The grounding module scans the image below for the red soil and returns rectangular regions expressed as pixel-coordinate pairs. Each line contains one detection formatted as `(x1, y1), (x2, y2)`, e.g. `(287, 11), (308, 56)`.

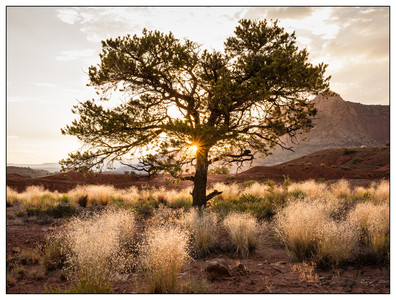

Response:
(7, 146), (389, 193)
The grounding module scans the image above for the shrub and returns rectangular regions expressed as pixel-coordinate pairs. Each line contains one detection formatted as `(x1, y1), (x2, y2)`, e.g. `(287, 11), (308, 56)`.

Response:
(351, 156), (363, 164)
(139, 225), (190, 293)
(343, 148), (357, 155)
(182, 208), (218, 256)
(208, 166), (230, 174)
(43, 236), (70, 271)
(223, 212), (259, 258)
(19, 248), (41, 265)
(62, 208), (136, 293)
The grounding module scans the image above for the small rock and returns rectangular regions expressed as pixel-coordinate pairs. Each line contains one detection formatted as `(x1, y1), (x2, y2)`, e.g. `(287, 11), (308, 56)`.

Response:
(11, 247), (21, 253)
(232, 262), (248, 276)
(204, 259), (232, 281)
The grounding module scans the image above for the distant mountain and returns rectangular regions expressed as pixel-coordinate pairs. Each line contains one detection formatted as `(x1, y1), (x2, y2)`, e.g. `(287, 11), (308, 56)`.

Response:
(7, 163), (61, 173)
(6, 166), (52, 178)
(255, 93), (389, 166)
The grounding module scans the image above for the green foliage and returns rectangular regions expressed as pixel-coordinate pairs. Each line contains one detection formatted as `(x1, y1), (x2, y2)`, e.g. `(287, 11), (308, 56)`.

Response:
(343, 148), (357, 155)
(210, 194), (274, 219)
(208, 166), (230, 174)
(351, 157), (363, 164)
(133, 199), (159, 218)
(25, 204), (77, 219)
(168, 198), (192, 210)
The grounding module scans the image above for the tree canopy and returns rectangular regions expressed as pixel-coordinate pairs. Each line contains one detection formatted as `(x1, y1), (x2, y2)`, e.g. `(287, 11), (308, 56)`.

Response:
(60, 19), (330, 207)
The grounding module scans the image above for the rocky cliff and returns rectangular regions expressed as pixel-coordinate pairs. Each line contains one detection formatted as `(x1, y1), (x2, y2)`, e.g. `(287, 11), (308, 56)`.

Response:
(255, 94), (389, 166)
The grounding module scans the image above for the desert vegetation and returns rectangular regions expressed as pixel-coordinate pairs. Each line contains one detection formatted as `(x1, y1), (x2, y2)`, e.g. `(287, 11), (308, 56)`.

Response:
(6, 178), (389, 293)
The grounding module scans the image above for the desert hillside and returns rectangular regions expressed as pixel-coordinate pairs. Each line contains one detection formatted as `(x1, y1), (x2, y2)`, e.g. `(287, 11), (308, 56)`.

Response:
(6, 145), (389, 193)
(256, 94), (389, 166)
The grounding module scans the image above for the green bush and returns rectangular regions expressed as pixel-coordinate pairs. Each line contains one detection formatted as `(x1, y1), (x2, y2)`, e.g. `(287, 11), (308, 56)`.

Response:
(351, 157), (363, 164)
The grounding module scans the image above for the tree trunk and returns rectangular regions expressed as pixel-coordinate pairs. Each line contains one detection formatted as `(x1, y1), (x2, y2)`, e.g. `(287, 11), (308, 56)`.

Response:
(192, 148), (209, 207)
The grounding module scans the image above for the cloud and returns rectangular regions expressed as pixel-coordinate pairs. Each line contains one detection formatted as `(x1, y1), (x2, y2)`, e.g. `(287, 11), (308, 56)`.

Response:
(57, 8), (81, 25)
(244, 7), (315, 20)
(56, 48), (97, 62)
(29, 82), (58, 88)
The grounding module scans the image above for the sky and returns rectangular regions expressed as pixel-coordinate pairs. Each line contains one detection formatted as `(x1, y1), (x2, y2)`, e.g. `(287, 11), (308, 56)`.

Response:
(5, 5), (390, 165)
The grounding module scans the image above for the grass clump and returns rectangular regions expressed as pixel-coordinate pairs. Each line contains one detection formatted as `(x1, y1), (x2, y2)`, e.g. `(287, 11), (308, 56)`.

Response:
(7, 186), (19, 206)
(275, 199), (329, 261)
(223, 212), (259, 258)
(61, 208), (136, 293)
(139, 225), (190, 293)
(182, 208), (218, 256)
(315, 220), (358, 266)
(348, 202), (390, 258)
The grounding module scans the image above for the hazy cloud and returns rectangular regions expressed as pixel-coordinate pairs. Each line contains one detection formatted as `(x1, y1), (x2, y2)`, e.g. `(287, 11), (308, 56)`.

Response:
(244, 7), (315, 20)
(56, 48), (97, 62)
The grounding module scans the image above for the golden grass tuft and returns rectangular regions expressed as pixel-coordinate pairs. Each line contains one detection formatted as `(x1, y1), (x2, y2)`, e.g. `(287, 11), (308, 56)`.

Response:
(63, 208), (136, 292)
(182, 208), (218, 255)
(329, 179), (351, 199)
(288, 180), (327, 198)
(275, 199), (329, 261)
(223, 211), (259, 258)
(315, 220), (359, 266)
(18, 186), (61, 208)
(368, 180), (389, 204)
(139, 225), (190, 293)
(6, 186), (19, 206)
(348, 202), (390, 256)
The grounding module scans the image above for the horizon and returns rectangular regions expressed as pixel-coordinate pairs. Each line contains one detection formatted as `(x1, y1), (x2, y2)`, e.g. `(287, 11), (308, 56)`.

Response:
(6, 6), (390, 165)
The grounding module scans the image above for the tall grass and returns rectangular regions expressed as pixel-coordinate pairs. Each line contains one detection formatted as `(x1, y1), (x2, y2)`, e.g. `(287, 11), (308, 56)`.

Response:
(223, 212), (259, 258)
(6, 186), (19, 206)
(139, 225), (190, 293)
(63, 208), (136, 293)
(275, 199), (330, 261)
(315, 220), (358, 266)
(368, 180), (389, 204)
(348, 202), (390, 257)
(17, 186), (62, 208)
(182, 208), (218, 255)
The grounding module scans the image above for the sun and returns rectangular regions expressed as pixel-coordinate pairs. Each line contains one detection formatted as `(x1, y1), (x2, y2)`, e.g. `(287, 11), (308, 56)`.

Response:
(189, 145), (198, 153)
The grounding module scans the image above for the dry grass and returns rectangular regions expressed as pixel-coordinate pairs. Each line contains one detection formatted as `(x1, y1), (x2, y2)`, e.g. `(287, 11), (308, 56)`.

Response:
(288, 180), (327, 198)
(348, 202), (390, 256)
(67, 185), (119, 207)
(329, 179), (351, 200)
(182, 208), (218, 255)
(17, 186), (61, 208)
(211, 182), (241, 200)
(368, 180), (389, 204)
(63, 208), (136, 292)
(6, 186), (19, 206)
(139, 225), (190, 293)
(275, 199), (330, 261)
(223, 212), (259, 258)
(315, 220), (359, 266)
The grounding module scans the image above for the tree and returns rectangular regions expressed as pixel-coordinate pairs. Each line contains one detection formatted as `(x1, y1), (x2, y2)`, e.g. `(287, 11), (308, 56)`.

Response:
(60, 19), (330, 207)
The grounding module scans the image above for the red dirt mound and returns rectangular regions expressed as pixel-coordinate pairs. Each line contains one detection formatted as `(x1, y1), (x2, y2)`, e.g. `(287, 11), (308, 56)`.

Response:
(6, 146), (389, 193)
